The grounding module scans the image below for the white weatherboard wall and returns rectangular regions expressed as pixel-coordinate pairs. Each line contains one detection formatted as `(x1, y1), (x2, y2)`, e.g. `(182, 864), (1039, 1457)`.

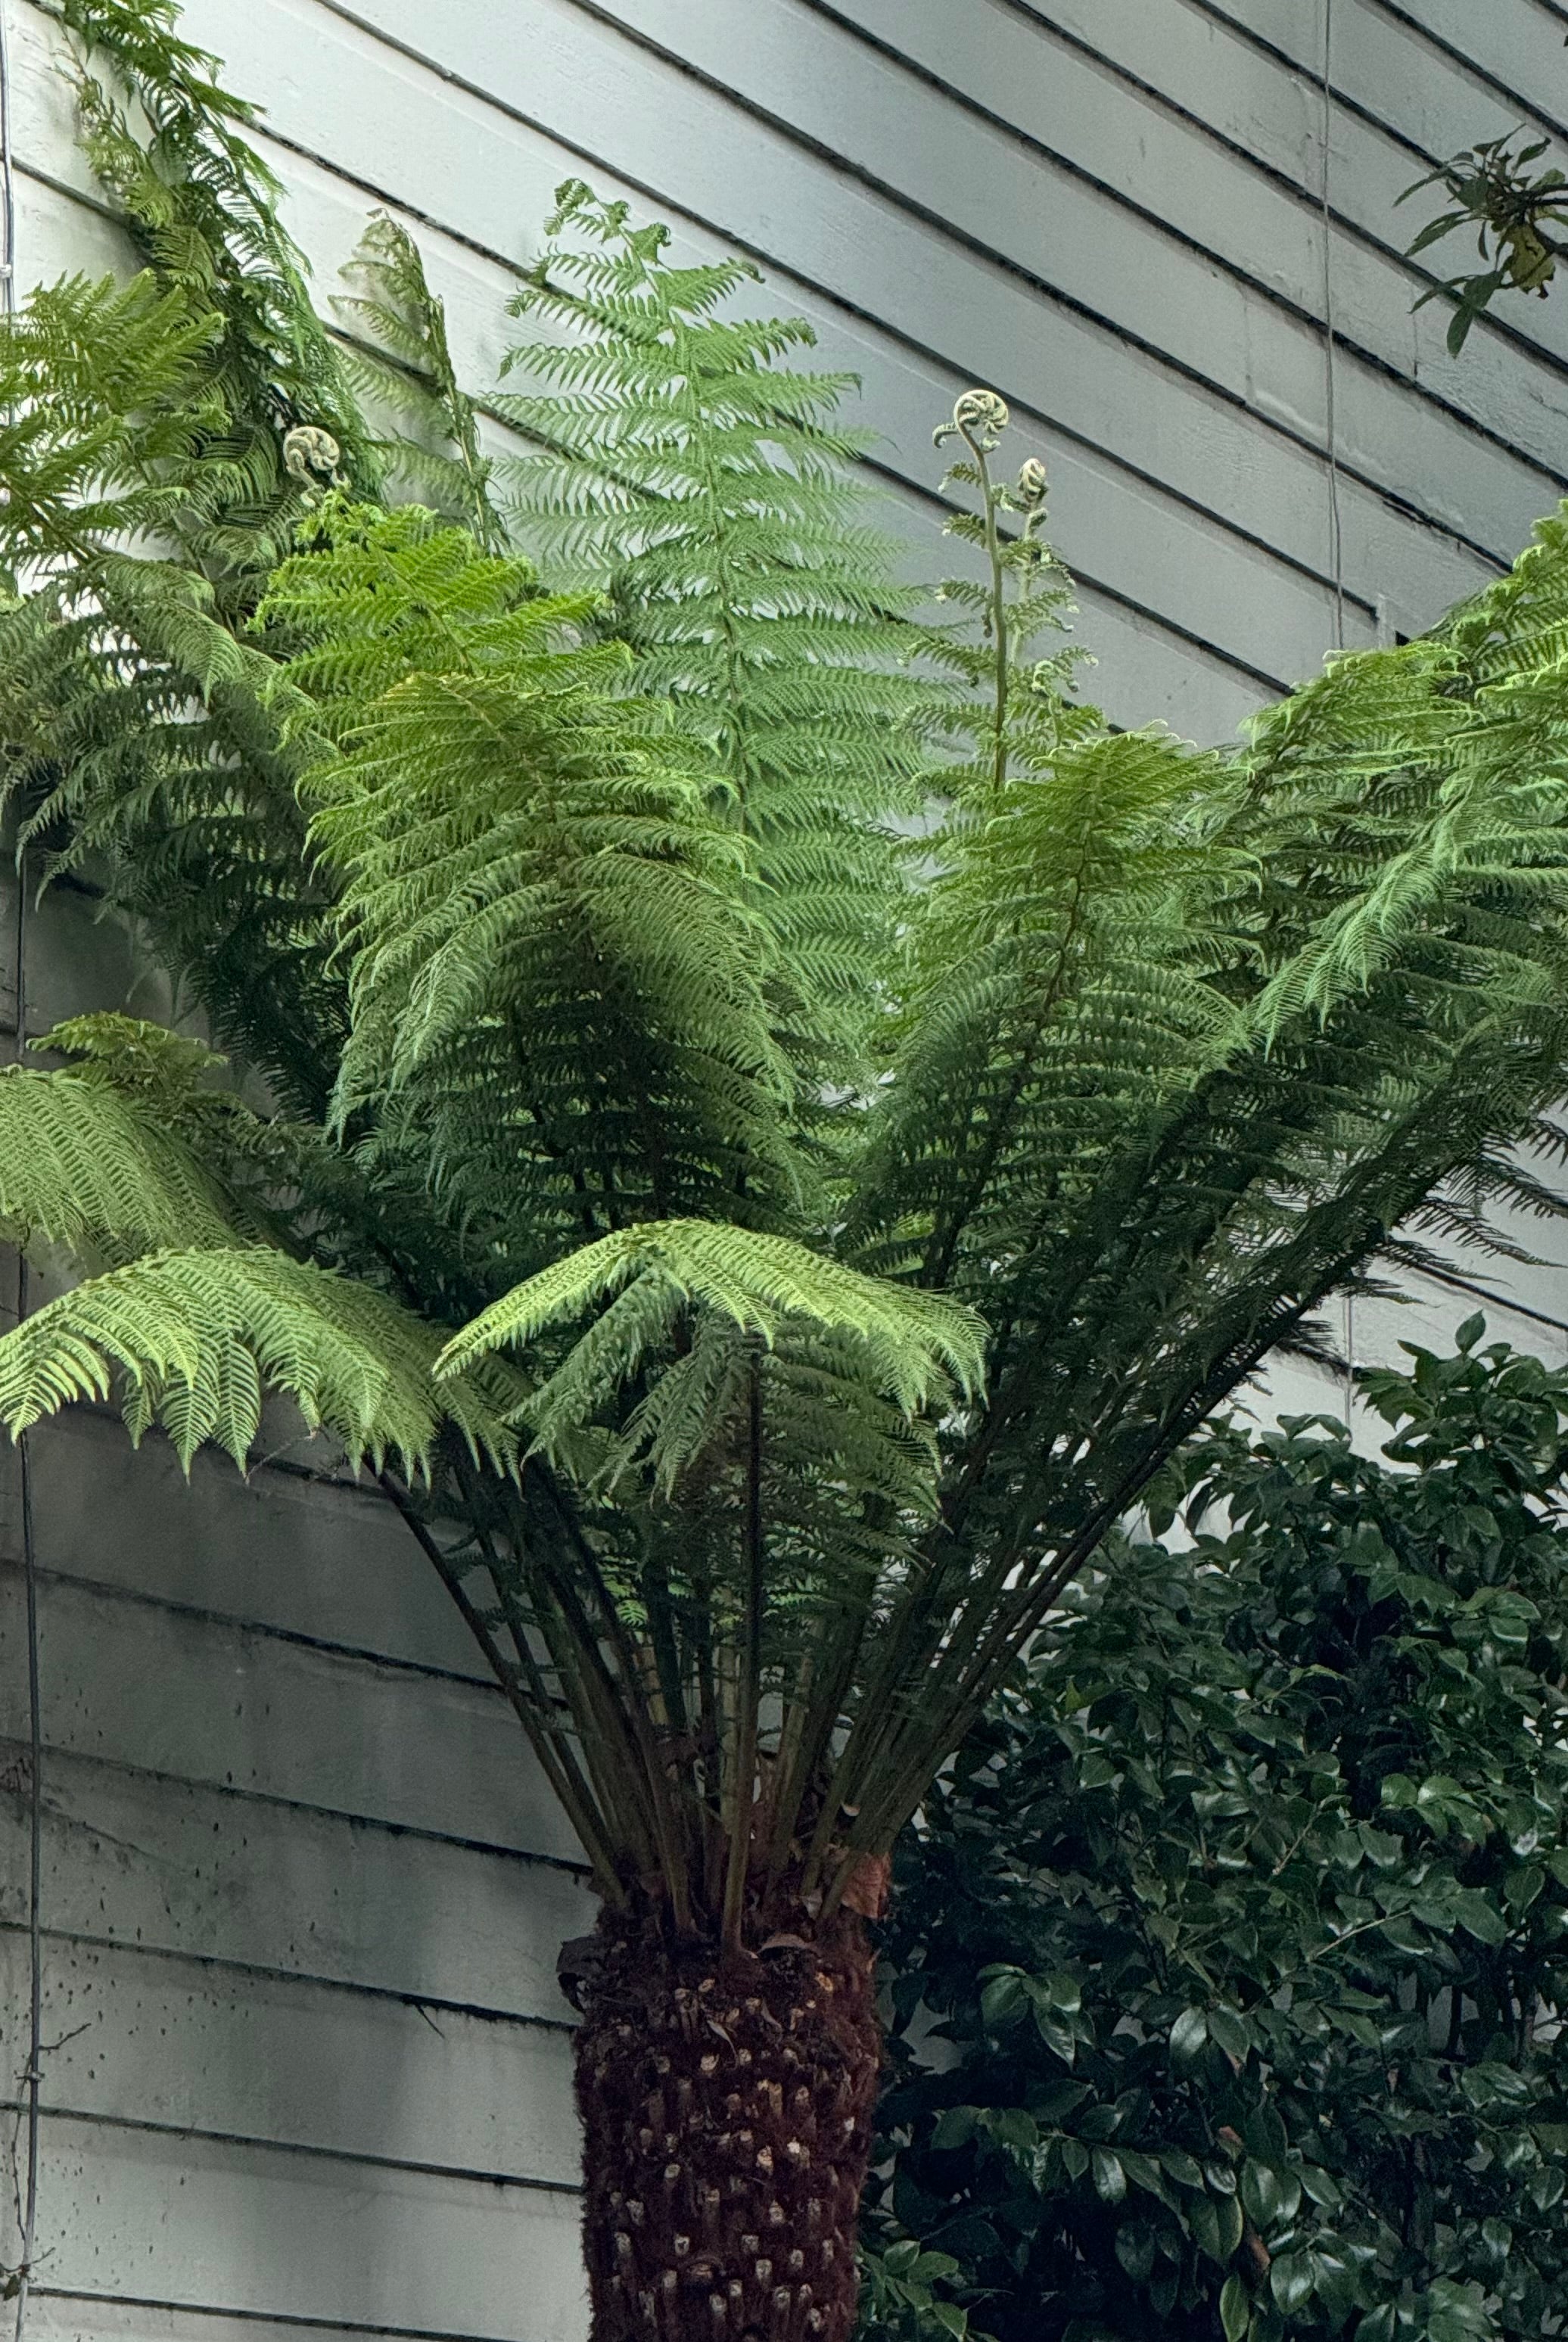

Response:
(6, 3), (1568, 2337)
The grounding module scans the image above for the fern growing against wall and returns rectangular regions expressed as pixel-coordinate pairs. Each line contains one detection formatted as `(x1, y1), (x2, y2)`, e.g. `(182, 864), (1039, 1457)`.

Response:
(9, 8), (1568, 2340)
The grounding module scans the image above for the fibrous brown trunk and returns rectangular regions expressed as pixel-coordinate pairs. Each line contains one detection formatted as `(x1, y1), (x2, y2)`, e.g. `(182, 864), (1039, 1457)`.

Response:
(568, 1904), (881, 2342)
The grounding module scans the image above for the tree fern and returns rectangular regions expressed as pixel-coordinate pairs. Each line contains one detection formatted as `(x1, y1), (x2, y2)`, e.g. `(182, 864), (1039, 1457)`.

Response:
(16, 31), (1568, 2336)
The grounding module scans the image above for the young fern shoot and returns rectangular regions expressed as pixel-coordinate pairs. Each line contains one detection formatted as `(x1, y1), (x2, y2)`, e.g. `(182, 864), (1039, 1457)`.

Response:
(931, 387), (1089, 806)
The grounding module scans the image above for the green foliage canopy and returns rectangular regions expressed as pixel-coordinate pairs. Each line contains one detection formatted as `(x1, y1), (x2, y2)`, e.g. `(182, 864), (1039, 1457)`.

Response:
(873, 1332), (1568, 2342)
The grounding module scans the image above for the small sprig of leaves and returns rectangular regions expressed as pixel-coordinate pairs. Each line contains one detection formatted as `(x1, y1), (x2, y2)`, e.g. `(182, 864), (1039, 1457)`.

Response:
(1400, 132), (1568, 354)
(858, 2236), (981, 2342)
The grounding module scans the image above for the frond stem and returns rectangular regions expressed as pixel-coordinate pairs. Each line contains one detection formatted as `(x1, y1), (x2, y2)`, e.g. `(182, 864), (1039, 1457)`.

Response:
(721, 1348), (764, 1958)
(377, 1471), (626, 1900)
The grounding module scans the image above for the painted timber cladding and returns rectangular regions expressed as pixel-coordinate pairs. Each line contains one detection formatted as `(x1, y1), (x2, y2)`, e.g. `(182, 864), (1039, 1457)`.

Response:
(5, 2), (1568, 2336)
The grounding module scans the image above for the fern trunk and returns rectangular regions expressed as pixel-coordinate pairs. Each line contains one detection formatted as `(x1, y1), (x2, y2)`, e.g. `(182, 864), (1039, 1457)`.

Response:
(569, 1904), (880, 2342)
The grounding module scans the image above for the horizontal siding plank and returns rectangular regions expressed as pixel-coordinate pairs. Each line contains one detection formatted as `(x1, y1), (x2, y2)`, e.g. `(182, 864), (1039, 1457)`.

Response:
(0, 1745), (592, 2018)
(27, 2291), (520, 2342)
(360, 0), (1540, 575)
(3, 2117), (587, 2342)
(14, 60), (1277, 726)
(0, 1935), (580, 2185)
(0, 855), (176, 1042)
(27, 2294), (499, 2342)
(1253, 1271), (1568, 1441)
(0, 1571), (583, 1863)
(290, 0), (1503, 628)
(8, 0), (1554, 678)
(1402, 1201), (1568, 1332)
(18, 1412), (487, 1681)
(17, 71), (1291, 725)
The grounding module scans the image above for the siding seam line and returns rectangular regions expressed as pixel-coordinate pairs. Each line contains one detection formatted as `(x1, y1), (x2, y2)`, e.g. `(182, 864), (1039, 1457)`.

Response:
(1078, 0), (1433, 166)
(0, 1555), (498, 1694)
(0, 1917), (574, 2033)
(13, 126), (1308, 707)
(1402, 1260), (1568, 1342)
(0, 2096), (583, 2197)
(0, 1735), (593, 1876)
(33, 2289), (543, 2342)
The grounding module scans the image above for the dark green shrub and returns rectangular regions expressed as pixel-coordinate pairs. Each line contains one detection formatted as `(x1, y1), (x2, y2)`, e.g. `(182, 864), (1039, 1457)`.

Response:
(872, 1329), (1568, 2342)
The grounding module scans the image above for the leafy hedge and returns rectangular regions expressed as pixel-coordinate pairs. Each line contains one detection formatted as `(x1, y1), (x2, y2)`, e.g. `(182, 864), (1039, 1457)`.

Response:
(867, 1327), (1568, 2342)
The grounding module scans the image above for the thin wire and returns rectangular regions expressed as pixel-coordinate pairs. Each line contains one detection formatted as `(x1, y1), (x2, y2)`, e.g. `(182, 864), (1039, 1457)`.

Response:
(11, 1293), (39, 2342)
(0, 0), (13, 322)
(0, 1), (40, 2328)
(10, 899), (41, 2342)
(1317, 0), (1356, 1426)
(1320, 0), (1346, 656)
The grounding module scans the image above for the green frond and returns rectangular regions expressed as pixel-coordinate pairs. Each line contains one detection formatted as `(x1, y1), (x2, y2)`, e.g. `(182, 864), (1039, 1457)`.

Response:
(855, 720), (1246, 1283)
(0, 1244), (521, 1475)
(443, 1217), (983, 1389)
(42, 1012), (229, 1095)
(0, 1059), (239, 1260)
(62, 0), (373, 506)
(334, 211), (505, 549)
(499, 179), (942, 1084)
(436, 1218), (986, 1483)
(260, 501), (801, 1246)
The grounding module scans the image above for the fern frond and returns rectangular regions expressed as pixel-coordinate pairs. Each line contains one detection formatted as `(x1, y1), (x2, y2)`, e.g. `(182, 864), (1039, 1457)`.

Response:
(437, 1220), (980, 1589)
(438, 1218), (986, 1407)
(0, 1245), (521, 1474)
(260, 502), (801, 1251)
(334, 211), (505, 549)
(62, 0), (372, 521)
(0, 1059), (239, 1259)
(499, 180), (941, 1083)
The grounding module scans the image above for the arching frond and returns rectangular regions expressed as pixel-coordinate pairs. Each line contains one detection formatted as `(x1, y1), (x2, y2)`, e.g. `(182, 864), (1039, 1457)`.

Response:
(261, 502), (801, 1253)
(0, 1245), (521, 1475)
(854, 722), (1247, 1284)
(437, 1216), (986, 1434)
